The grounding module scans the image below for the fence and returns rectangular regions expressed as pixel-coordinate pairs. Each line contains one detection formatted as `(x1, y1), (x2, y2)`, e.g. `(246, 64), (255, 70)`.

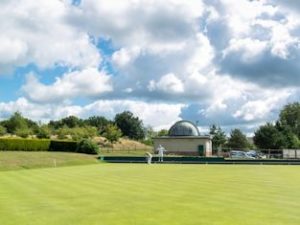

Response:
(283, 149), (300, 159)
(214, 148), (298, 159)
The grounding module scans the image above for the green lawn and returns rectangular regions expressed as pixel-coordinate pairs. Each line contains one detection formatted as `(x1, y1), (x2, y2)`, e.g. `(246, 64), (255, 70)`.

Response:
(0, 151), (98, 171)
(0, 164), (299, 225)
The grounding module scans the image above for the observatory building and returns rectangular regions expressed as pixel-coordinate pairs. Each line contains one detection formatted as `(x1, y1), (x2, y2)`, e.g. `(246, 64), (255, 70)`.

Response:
(153, 120), (212, 156)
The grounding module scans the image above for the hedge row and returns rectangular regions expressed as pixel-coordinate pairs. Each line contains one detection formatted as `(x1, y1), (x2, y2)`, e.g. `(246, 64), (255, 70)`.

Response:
(0, 138), (78, 153)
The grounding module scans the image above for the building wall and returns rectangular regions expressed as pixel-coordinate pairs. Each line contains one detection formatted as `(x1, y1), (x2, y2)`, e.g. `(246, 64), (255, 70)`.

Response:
(153, 137), (212, 156)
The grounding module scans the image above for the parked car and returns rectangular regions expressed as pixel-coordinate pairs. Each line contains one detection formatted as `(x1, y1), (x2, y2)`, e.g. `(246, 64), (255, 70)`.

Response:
(230, 150), (255, 159)
(246, 150), (266, 159)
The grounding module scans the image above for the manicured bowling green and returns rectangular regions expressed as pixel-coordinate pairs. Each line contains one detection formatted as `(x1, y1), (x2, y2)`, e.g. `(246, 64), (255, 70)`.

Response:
(0, 164), (299, 225)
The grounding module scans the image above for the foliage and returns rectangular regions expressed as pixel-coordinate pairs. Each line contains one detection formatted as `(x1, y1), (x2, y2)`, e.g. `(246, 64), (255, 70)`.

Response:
(142, 126), (157, 146)
(0, 138), (80, 153)
(84, 116), (111, 134)
(227, 129), (249, 149)
(157, 129), (168, 137)
(1, 112), (37, 134)
(0, 125), (7, 136)
(36, 125), (51, 139)
(56, 125), (69, 139)
(254, 102), (300, 149)
(103, 124), (122, 144)
(141, 139), (154, 146)
(115, 111), (145, 140)
(253, 123), (285, 149)
(49, 140), (78, 152)
(15, 127), (33, 138)
(277, 125), (300, 149)
(76, 139), (100, 155)
(49, 115), (83, 129)
(209, 124), (227, 150)
(55, 126), (98, 141)
(278, 102), (300, 138)
(0, 138), (51, 151)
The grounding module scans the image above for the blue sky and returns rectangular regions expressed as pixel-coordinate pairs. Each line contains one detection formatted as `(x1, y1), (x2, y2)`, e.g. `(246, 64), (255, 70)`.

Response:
(0, 0), (300, 135)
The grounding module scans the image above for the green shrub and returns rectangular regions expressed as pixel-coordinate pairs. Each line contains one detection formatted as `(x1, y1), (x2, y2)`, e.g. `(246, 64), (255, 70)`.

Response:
(49, 140), (78, 152)
(56, 126), (69, 140)
(76, 139), (99, 155)
(36, 126), (51, 139)
(15, 127), (33, 138)
(0, 138), (50, 151)
(0, 125), (6, 136)
(0, 138), (100, 154)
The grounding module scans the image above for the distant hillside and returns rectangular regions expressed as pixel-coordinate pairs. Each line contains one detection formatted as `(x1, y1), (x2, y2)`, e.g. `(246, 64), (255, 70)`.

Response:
(93, 137), (152, 151)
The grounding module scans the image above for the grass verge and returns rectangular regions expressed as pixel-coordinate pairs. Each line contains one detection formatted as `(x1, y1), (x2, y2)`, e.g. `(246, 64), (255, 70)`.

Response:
(0, 151), (98, 171)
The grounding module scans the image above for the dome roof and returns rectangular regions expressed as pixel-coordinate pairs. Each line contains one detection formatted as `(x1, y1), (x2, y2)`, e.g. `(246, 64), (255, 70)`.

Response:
(168, 120), (200, 136)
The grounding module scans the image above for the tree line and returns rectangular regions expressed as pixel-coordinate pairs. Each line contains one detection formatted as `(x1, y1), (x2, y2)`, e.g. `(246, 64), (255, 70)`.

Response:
(0, 102), (300, 150)
(209, 102), (300, 150)
(0, 111), (145, 144)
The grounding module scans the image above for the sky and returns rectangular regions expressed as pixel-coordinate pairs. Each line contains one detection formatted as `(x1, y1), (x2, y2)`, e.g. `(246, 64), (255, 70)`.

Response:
(0, 0), (300, 135)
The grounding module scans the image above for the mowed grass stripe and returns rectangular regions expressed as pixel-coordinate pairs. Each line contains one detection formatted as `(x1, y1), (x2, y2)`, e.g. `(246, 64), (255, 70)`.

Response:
(0, 164), (300, 225)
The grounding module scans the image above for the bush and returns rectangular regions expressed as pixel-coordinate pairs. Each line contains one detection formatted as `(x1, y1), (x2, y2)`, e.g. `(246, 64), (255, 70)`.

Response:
(15, 127), (33, 138)
(76, 139), (99, 155)
(0, 138), (99, 154)
(0, 138), (50, 151)
(0, 125), (7, 136)
(36, 125), (51, 139)
(49, 140), (78, 152)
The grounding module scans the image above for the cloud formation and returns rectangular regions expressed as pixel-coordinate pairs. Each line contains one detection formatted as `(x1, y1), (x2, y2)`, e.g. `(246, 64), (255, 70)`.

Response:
(0, 0), (299, 133)
(0, 0), (100, 74)
(22, 68), (112, 103)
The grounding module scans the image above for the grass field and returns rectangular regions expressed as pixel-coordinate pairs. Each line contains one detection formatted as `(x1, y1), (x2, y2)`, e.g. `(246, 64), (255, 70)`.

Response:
(0, 151), (98, 171)
(0, 164), (300, 225)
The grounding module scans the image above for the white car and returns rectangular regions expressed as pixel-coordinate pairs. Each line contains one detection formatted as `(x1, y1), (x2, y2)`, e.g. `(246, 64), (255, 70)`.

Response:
(230, 150), (255, 159)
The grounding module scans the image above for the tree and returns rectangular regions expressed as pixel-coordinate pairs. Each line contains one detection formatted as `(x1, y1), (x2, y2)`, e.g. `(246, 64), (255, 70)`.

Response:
(209, 124), (227, 150)
(36, 125), (51, 139)
(142, 126), (158, 146)
(0, 112), (39, 135)
(0, 125), (7, 136)
(157, 129), (168, 137)
(49, 115), (83, 129)
(227, 129), (249, 149)
(56, 125), (69, 139)
(76, 139), (100, 155)
(2, 112), (28, 133)
(103, 124), (122, 145)
(15, 127), (33, 138)
(275, 123), (300, 149)
(253, 123), (285, 149)
(114, 111), (145, 140)
(278, 102), (300, 138)
(84, 116), (110, 134)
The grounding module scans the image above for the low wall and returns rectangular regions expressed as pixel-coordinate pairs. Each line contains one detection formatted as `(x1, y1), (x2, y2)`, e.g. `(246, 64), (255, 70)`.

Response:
(100, 156), (300, 165)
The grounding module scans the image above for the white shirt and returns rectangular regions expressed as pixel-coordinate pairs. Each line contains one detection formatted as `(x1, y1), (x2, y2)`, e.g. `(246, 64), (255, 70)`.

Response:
(158, 146), (165, 156)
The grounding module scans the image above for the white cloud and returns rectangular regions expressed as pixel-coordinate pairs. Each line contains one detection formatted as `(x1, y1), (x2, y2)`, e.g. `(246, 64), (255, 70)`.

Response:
(0, 0), (101, 74)
(0, 98), (185, 130)
(83, 100), (185, 130)
(69, 0), (204, 47)
(1, 0), (300, 135)
(233, 92), (291, 121)
(148, 73), (184, 94)
(223, 38), (267, 62)
(112, 47), (141, 67)
(22, 67), (112, 103)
